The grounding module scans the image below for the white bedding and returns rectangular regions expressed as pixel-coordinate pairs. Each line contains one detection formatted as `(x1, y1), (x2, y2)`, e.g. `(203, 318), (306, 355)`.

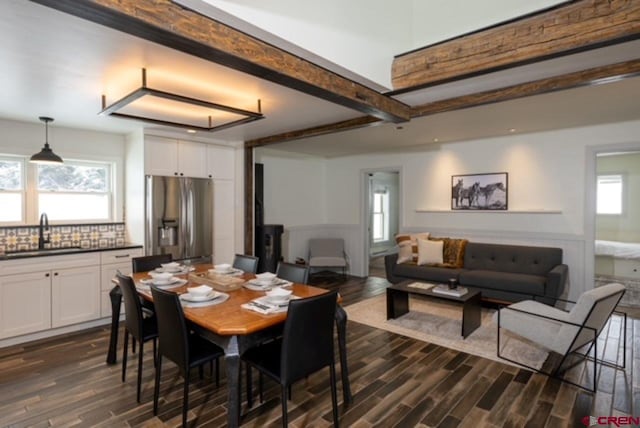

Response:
(595, 240), (640, 259)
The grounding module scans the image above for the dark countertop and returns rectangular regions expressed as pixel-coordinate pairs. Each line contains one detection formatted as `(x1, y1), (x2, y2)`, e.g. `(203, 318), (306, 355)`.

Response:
(0, 243), (143, 261)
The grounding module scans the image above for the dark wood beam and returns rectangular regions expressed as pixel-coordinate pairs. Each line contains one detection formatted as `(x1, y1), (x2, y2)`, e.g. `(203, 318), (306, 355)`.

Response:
(246, 116), (383, 148)
(392, 0), (640, 91)
(246, 59), (640, 146)
(412, 58), (640, 117)
(244, 147), (254, 255)
(30, 0), (412, 123)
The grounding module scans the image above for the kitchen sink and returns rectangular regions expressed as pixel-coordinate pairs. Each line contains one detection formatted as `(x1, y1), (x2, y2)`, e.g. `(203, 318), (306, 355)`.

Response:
(4, 247), (85, 258)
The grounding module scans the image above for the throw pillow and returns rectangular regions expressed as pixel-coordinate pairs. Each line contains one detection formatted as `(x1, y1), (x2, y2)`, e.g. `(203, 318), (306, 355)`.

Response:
(395, 232), (430, 263)
(417, 238), (443, 265)
(444, 238), (468, 268)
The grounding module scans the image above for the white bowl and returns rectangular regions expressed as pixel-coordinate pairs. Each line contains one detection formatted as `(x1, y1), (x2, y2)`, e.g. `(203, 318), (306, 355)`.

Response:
(214, 263), (232, 273)
(161, 262), (181, 271)
(188, 285), (213, 297)
(149, 271), (173, 281)
(255, 272), (277, 283)
(265, 287), (292, 303)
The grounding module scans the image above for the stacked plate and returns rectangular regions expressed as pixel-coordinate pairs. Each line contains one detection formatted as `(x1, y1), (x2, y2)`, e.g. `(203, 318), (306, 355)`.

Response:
(154, 262), (193, 274)
(179, 285), (229, 307)
(139, 276), (187, 289)
(209, 264), (243, 276)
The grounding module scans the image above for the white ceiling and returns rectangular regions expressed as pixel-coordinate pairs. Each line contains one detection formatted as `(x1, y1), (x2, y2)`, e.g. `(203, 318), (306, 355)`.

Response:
(0, 0), (639, 156)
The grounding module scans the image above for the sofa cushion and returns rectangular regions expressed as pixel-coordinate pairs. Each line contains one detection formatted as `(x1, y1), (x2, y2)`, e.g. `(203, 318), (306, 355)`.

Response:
(459, 270), (546, 297)
(394, 262), (463, 283)
(463, 242), (562, 276)
(395, 232), (430, 263)
(417, 239), (443, 265)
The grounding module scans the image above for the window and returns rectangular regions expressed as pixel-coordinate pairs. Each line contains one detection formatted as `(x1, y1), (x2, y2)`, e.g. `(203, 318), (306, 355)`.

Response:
(0, 157), (25, 223)
(37, 161), (112, 221)
(597, 174), (623, 215)
(372, 190), (389, 242)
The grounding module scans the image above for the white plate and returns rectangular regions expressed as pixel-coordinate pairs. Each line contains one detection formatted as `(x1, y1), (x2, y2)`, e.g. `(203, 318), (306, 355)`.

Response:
(246, 278), (292, 289)
(154, 265), (185, 273)
(137, 278), (187, 290)
(265, 295), (291, 305)
(140, 278), (186, 287)
(180, 291), (221, 302)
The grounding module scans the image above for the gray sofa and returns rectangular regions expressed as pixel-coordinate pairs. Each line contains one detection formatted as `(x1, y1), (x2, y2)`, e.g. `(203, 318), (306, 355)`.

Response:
(385, 242), (568, 304)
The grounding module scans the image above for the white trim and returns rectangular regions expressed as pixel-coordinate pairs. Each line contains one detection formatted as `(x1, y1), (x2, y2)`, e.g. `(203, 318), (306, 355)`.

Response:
(0, 317), (111, 349)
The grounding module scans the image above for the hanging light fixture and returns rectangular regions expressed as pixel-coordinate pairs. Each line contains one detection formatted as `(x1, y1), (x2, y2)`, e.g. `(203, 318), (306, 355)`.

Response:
(30, 116), (63, 164)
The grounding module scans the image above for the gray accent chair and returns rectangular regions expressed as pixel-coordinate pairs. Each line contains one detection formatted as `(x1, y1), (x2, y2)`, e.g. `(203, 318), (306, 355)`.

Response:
(497, 282), (626, 392)
(308, 238), (348, 278)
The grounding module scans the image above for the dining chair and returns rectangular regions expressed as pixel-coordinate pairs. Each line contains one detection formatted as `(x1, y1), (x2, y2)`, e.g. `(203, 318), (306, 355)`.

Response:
(276, 261), (309, 284)
(243, 291), (340, 427)
(116, 273), (158, 403)
(497, 282), (626, 392)
(232, 254), (259, 274)
(150, 286), (225, 427)
(132, 254), (173, 273)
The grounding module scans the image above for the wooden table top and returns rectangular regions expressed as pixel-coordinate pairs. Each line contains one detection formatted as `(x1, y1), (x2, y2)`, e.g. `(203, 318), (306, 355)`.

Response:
(131, 264), (330, 336)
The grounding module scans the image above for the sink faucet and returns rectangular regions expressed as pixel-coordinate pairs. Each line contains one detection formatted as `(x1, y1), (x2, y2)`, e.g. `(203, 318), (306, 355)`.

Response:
(38, 212), (50, 250)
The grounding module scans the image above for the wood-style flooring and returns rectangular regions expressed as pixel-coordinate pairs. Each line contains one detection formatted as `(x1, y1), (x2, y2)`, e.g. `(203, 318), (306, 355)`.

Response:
(0, 270), (636, 427)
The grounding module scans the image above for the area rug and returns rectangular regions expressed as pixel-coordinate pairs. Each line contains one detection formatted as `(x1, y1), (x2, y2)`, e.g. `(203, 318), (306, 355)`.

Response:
(345, 293), (548, 369)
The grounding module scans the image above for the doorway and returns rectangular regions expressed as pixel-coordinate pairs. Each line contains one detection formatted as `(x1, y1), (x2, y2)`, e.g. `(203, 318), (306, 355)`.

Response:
(594, 151), (640, 308)
(366, 171), (400, 277)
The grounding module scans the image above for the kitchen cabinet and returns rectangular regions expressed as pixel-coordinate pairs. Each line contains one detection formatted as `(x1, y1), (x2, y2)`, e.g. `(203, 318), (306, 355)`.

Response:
(51, 266), (100, 328)
(145, 136), (208, 178)
(0, 272), (51, 339)
(100, 248), (143, 317)
(207, 145), (235, 180)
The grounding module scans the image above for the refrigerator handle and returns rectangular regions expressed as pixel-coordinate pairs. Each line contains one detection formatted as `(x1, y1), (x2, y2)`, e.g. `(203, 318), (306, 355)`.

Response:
(180, 178), (188, 258)
(186, 180), (195, 250)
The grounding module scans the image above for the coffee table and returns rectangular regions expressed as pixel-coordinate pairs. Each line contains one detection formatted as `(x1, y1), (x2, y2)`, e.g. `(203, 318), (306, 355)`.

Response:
(386, 281), (482, 338)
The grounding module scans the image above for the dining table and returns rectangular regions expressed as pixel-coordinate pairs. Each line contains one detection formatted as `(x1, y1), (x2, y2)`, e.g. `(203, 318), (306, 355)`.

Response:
(106, 263), (352, 427)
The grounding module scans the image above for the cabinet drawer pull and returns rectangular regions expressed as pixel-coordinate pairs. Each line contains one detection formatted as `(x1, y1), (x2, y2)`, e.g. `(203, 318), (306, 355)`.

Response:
(115, 254), (130, 259)
(45, 273), (50, 277)
(54, 272), (58, 276)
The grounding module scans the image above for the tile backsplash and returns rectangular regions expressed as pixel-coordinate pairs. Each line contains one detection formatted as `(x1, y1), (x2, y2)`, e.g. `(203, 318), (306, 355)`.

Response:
(0, 223), (126, 252)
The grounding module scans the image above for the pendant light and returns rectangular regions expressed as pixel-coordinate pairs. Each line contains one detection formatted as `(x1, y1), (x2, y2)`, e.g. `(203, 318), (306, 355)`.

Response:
(30, 116), (63, 164)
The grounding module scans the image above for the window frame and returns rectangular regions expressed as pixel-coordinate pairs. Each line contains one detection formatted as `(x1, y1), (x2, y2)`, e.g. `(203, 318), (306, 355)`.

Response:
(372, 191), (389, 243)
(34, 159), (115, 224)
(0, 155), (27, 225)
(596, 173), (625, 216)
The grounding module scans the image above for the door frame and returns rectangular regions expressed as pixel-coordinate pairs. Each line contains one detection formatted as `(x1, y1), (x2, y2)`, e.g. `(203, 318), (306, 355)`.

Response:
(360, 167), (402, 277)
(585, 142), (640, 291)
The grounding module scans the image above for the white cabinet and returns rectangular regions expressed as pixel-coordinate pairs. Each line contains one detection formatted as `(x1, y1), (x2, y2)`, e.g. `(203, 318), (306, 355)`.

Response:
(213, 180), (235, 264)
(51, 266), (101, 328)
(207, 145), (235, 180)
(100, 248), (143, 317)
(0, 272), (51, 339)
(145, 136), (208, 178)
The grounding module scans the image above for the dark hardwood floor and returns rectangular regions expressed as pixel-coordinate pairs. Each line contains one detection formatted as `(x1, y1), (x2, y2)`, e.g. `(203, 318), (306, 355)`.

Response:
(0, 270), (636, 427)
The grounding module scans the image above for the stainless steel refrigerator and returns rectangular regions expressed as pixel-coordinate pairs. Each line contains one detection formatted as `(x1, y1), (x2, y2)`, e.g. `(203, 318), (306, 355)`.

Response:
(145, 175), (213, 263)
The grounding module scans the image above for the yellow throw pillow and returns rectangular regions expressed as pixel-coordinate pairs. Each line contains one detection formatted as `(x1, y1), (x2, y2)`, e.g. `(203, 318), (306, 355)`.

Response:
(417, 238), (443, 265)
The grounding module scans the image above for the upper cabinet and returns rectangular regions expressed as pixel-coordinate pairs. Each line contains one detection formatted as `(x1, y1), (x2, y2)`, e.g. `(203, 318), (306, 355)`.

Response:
(207, 145), (235, 180)
(145, 136), (208, 178)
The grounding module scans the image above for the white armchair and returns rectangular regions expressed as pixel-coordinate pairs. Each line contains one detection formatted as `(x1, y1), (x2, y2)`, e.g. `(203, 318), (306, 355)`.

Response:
(497, 282), (626, 392)
(308, 238), (348, 278)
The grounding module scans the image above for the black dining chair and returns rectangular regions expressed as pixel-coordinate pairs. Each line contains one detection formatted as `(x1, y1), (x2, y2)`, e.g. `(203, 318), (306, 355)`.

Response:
(232, 254), (259, 274)
(150, 286), (225, 428)
(276, 261), (309, 284)
(132, 254), (173, 273)
(243, 291), (339, 427)
(116, 273), (158, 403)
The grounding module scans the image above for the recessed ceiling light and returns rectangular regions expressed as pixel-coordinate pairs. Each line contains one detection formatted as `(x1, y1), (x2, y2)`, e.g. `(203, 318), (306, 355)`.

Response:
(508, 128), (516, 133)
(187, 129), (197, 134)
(433, 138), (439, 142)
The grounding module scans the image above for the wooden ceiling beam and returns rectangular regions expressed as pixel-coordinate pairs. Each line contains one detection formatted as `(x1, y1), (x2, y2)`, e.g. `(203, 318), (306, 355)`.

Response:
(246, 116), (382, 148)
(412, 58), (640, 117)
(30, 0), (412, 123)
(392, 0), (640, 92)
(248, 59), (640, 147)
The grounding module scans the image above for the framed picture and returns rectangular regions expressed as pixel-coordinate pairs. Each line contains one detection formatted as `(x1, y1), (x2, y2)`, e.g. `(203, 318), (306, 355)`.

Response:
(451, 172), (508, 210)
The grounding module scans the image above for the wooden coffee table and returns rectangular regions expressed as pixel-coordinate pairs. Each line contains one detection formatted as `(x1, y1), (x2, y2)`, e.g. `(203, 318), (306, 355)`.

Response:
(386, 281), (482, 338)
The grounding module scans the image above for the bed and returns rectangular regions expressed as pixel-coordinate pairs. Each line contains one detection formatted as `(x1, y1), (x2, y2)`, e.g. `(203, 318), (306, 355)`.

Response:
(595, 240), (640, 280)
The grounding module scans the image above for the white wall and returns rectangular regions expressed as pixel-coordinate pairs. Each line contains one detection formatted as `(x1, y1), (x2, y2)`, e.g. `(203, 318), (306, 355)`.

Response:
(0, 117), (126, 223)
(258, 120), (640, 300)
